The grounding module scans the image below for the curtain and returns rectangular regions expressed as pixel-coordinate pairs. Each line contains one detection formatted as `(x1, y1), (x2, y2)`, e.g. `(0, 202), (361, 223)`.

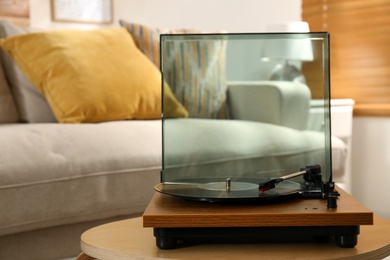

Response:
(302, 0), (390, 116)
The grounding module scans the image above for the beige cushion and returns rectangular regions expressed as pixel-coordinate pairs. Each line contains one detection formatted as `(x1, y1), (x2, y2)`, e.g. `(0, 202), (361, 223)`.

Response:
(0, 19), (57, 123)
(0, 120), (161, 236)
(0, 59), (18, 123)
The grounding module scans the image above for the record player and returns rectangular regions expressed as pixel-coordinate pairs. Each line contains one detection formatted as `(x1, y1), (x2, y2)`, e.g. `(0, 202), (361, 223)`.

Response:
(143, 32), (373, 249)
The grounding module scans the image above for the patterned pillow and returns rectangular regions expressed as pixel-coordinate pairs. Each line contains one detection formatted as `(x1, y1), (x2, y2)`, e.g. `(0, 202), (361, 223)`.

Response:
(162, 39), (229, 119)
(119, 20), (194, 68)
(120, 20), (230, 119)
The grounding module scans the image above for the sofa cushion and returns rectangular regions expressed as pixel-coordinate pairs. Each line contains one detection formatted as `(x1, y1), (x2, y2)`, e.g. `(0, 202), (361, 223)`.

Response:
(120, 20), (230, 119)
(0, 19), (57, 123)
(0, 121), (162, 236)
(0, 27), (188, 123)
(0, 59), (18, 123)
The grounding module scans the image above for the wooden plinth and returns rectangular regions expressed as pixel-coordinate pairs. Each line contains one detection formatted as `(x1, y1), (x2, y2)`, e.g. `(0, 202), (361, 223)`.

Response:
(143, 187), (373, 228)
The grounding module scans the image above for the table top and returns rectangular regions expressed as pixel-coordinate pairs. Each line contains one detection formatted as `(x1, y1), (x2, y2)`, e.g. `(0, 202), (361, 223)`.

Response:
(80, 214), (390, 260)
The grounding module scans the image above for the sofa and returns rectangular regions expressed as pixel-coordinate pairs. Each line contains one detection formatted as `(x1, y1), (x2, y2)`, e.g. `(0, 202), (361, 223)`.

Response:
(0, 20), (347, 259)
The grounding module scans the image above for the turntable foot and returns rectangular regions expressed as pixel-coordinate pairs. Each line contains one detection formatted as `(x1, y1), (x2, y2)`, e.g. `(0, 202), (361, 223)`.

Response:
(335, 234), (358, 248)
(156, 236), (177, 249)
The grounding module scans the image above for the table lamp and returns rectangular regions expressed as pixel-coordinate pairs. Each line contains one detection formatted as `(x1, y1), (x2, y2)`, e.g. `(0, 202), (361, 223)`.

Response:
(261, 21), (313, 84)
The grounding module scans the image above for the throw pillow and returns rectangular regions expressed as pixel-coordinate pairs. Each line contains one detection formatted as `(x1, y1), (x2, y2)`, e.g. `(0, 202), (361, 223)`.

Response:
(0, 19), (57, 123)
(0, 58), (19, 123)
(162, 37), (230, 119)
(0, 27), (188, 123)
(119, 20), (195, 68)
(120, 20), (230, 119)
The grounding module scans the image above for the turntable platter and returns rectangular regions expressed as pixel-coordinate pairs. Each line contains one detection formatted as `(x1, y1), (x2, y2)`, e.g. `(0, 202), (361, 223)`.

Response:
(154, 177), (302, 203)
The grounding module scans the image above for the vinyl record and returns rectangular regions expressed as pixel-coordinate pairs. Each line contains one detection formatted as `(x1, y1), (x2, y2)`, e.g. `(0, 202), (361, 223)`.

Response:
(154, 177), (302, 203)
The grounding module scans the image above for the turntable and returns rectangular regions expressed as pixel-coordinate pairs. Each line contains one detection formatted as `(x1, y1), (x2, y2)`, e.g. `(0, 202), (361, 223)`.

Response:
(143, 32), (373, 249)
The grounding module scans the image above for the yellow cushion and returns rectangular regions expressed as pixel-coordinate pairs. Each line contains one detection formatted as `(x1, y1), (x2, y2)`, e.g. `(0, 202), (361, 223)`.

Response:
(0, 27), (188, 123)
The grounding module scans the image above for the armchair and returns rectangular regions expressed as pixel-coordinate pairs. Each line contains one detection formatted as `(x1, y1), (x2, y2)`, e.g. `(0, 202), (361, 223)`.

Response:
(228, 80), (347, 182)
(227, 81), (311, 130)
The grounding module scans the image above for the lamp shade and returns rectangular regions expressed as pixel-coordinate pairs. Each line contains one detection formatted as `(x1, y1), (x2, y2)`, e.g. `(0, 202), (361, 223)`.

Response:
(262, 21), (313, 62)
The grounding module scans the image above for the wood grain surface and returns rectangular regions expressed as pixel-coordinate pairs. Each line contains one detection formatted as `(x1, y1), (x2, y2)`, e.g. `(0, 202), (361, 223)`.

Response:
(143, 188), (373, 228)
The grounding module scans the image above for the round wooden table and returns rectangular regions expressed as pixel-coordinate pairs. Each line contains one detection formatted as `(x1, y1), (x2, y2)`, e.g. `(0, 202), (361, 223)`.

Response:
(79, 215), (390, 260)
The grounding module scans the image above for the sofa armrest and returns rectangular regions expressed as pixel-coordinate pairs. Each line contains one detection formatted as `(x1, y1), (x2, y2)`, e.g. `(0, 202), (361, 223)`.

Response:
(227, 81), (311, 130)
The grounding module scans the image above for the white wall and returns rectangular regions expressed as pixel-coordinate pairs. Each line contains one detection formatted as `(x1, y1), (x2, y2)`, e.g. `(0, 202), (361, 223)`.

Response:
(113, 0), (302, 32)
(30, 0), (301, 31)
